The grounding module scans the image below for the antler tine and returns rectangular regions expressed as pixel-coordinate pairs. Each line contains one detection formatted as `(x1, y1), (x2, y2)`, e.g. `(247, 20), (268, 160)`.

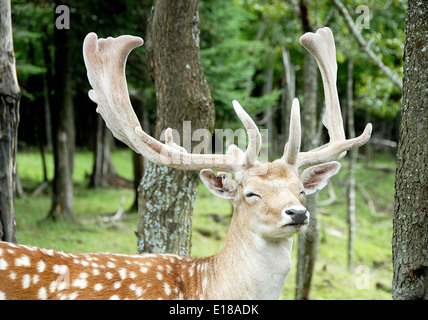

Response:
(232, 100), (261, 167)
(295, 27), (372, 168)
(83, 33), (259, 173)
(283, 98), (301, 166)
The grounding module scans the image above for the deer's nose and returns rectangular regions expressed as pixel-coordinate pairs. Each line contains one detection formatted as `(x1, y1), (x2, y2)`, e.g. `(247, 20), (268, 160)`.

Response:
(285, 208), (308, 224)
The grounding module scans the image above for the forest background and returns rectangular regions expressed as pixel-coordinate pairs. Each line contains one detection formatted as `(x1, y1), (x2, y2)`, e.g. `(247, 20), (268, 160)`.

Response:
(9, 0), (406, 299)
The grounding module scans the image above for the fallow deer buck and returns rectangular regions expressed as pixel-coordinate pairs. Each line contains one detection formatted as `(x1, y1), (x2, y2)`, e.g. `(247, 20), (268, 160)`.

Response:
(0, 27), (371, 300)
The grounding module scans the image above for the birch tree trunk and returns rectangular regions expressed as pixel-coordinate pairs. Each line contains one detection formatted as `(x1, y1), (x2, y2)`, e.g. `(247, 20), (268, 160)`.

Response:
(392, 0), (428, 300)
(136, 0), (214, 256)
(0, 0), (20, 243)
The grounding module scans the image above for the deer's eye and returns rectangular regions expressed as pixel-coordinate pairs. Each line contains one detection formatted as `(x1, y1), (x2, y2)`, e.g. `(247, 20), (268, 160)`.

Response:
(245, 192), (261, 199)
(299, 191), (306, 197)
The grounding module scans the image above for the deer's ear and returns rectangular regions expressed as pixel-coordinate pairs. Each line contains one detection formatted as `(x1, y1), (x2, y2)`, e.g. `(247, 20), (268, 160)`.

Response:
(200, 169), (237, 200)
(300, 161), (341, 195)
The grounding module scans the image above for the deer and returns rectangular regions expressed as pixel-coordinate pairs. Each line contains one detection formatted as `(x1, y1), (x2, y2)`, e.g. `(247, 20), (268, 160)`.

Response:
(0, 27), (371, 300)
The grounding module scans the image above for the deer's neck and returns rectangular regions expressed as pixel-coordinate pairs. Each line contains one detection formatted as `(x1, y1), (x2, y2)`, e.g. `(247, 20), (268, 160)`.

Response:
(202, 207), (293, 300)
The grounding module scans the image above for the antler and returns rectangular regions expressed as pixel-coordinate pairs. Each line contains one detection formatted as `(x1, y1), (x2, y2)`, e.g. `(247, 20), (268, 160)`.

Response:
(283, 27), (372, 168)
(83, 33), (261, 173)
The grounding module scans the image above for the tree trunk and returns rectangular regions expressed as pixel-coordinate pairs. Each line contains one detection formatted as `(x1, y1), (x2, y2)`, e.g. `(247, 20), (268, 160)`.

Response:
(136, 0), (214, 256)
(47, 14), (75, 222)
(89, 114), (116, 188)
(295, 0), (320, 299)
(0, 0), (20, 243)
(346, 57), (357, 271)
(295, 50), (320, 301)
(392, 0), (428, 300)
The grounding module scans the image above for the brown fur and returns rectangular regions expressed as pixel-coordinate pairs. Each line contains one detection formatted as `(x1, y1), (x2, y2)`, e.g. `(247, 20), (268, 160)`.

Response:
(0, 241), (213, 300)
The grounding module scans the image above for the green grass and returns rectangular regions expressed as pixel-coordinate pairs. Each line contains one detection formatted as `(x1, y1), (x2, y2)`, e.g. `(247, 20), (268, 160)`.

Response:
(14, 149), (395, 300)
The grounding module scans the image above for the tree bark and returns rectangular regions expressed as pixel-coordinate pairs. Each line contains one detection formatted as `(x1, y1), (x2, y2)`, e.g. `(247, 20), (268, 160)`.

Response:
(392, 0), (428, 300)
(89, 114), (116, 189)
(46, 14), (75, 222)
(136, 0), (214, 256)
(295, 0), (320, 300)
(0, 0), (20, 243)
(346, 57), (357, 271)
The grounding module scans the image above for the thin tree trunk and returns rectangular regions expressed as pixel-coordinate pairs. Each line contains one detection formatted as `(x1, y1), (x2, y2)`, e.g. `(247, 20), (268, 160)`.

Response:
(136, 0), (214, 256)
(280, 46), (295, 145)
(263, 67), (275, 160)
(346, 57), (357, 271)
(392, 0), (428, 300)
(0, 0), (20, 243)
(89, 115), (116, 188)
(295, 0), (320, 300)
(47, 10), (75, 222)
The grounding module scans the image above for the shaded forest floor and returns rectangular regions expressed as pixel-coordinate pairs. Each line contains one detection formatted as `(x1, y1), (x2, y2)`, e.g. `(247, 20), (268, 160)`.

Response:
(14, 148), (395, 300)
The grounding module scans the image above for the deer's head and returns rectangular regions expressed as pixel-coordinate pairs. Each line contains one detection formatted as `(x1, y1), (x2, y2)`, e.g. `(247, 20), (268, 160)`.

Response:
(83, 27), (372, 241)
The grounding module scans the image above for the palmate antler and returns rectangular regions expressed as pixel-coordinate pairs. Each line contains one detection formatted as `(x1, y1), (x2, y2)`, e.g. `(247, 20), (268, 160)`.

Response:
(83, 27), (371, 175)
(283, 27), (372, 169)
(83, 33), (261, 173)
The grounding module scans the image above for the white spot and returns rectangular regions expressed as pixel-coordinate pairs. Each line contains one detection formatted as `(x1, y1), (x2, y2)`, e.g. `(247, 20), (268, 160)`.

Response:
(93, 269), (100, 276)
(135, 287), (143, 297)
(114, 281), (121, 289)
(53, 264), (68, 274)
(156, 272), (163, 280)
(140, 267), (148, 273)
(164, 283), (171, 295)
(202, 276), (208, 291)
(186, 64), (191, 69)
(72, 278), (88, 289)
(109, 295), (120, 300)
(5, 242), (17, 248)
(107, 261), (116, 268)
(129, 271), (137, 279)
(68, 292), (79, 300)
(157, 265), (164, 271)
(78, 272), (89, 279)
(81, 260), (89, 267)
(0, 248), (3, 256)
(106, 272), (113, 279)
(118, 268), (127, 280)
(38, 287), (47, 300)
(0, 292), (5, 300)
(0, 258), (9, 270)
(9, 271), (16, 280)
(49, 281), (57, 293)
(41, 248), (54, 256)
(22, 274), (31, 289)
(94, 283), (103, 291)
(37, 260), (46, 273)
(32, 274), (40, 284)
